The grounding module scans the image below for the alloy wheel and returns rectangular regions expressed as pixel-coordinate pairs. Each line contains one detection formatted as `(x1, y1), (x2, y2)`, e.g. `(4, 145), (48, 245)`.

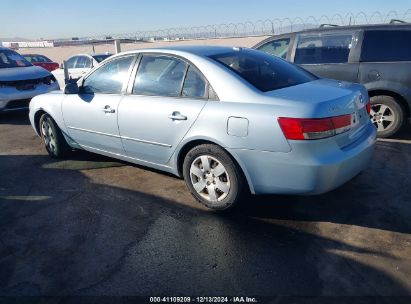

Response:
(41, 119), (57, 154)
(189, 155), (231, 203)
(370, 103), (395, 132)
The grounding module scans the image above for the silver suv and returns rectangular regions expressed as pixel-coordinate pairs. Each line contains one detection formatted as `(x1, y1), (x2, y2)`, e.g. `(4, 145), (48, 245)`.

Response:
(254, 22), (411, 137)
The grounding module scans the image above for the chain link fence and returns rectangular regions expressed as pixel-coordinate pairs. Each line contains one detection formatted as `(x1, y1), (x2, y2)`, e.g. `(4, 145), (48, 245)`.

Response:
(57, 10), (411, 42)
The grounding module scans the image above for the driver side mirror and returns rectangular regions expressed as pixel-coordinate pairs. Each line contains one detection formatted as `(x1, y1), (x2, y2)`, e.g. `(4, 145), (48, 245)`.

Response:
(64, 82), (79, 94)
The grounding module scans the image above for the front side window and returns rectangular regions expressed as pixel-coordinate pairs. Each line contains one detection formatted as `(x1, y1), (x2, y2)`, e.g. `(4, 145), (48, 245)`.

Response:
(0, 50), (32, 68)
(361, 30), (411, 62)
(133, 55), (187, 97)
(257, 38), (290, 59)
(82, 56), (134, 94)
(210, 49), (317, 92)
(294, 33), (354, 64)
(65, 57), (78, 69)
(75, 56), (92, 69)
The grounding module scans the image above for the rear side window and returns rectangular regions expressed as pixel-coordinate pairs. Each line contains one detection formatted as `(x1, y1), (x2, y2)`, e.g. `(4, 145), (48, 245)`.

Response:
(210, 49), (316, 92)
(361, 30), (411, 62)
(24, 55), (51, 63)
(295, 33), (354, 64)
(182, 66), (207, 98)
(133, 55), (188, 97)
(257, 38), (290, 59)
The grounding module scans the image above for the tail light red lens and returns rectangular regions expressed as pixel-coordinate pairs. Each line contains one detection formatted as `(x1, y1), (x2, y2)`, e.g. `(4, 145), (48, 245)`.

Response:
(366, 101), (371, 114)
(278, 114), (352, 140)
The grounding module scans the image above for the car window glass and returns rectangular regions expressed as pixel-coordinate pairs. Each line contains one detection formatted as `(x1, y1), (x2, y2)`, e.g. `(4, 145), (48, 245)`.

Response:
(82, 56), (134, 94)
(361, 30), (411, 62)
(24, 55), (33, 62)
(0, 50), (32, 68)
(257, 38), (290, 59)
(33, 55), (49, 63)
(93, 54), (112, 63)
(295, 33), (353, 64)
(65, 57), (77, 69)
(75, 56), (88, 68)
(210, 49), (317, 92)
(182, 66), (207, 99)
(133, 55), (188, 97)
(84, 57), (92, 68)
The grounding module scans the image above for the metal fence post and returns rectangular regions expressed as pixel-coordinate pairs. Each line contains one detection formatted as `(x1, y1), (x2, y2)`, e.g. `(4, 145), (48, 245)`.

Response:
(114, 40), (121, 54)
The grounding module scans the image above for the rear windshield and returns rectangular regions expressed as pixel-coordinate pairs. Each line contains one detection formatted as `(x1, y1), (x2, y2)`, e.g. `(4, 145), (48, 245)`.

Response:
(24, 54), (52, 63)
(0, 50), (32, 68)
(209, 49), (317, 92)
(92, 54), (112, 63)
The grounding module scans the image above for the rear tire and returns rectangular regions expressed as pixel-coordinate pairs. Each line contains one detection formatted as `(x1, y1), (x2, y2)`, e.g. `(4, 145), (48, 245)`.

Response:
(182, 144), (248, 211)
(370, 95), (405, 138)
(39, 113), (71, 158)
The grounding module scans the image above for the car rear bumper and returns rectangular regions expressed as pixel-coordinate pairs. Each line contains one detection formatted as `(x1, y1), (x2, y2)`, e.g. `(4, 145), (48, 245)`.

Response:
(0, 83), (59, 112)
(228, 122), (377, 195)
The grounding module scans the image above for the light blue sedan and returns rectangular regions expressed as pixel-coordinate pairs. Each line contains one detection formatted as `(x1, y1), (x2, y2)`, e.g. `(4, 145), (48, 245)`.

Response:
(29, 46), (377, 211)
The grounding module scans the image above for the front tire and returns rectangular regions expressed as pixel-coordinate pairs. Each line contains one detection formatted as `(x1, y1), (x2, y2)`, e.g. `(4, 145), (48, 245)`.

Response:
(39, 113), (71, 158)
(182, 144), (247, 211)
(370, 95), (405, 138)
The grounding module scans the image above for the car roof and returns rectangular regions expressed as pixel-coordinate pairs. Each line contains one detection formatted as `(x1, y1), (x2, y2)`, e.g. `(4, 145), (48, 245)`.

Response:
(67, 53), (112, 59)
(120, 45), (242, 58)
(277, 22), (411, 35)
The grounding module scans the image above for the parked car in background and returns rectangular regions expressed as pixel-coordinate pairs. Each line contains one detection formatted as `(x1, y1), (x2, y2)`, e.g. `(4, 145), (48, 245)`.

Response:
(29, 46), (376, 211)
(0, 47), (59, 112)
(52, 53), (112, 87)
(23, 54), (59, 72)
(254, 22), (411, 137)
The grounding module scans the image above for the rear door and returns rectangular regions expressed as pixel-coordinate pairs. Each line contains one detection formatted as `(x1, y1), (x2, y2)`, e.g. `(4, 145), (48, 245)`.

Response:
(118, 54), (209, 164)
(358, 29), (411, 87)
(292, 30), (361, 82)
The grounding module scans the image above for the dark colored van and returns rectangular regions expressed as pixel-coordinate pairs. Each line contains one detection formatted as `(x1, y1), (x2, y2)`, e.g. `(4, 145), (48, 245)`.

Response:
(254, 22), (411, 137)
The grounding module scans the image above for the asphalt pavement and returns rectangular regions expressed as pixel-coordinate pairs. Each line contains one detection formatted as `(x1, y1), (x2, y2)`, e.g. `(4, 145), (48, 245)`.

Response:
(0, 112), (410, 301)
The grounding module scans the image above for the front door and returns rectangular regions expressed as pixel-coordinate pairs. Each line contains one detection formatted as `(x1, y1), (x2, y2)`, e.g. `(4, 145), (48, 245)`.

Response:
(62, 55), (136, 155)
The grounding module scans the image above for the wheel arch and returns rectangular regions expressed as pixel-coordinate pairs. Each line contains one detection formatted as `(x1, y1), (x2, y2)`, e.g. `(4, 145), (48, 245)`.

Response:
(175, 138), (255, 194)
(33, 109), (48, 136)
(368, 89), (410, 118)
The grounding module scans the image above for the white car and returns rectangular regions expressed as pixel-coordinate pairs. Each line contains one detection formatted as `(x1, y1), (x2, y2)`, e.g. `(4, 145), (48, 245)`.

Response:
(52, 53), (112, 87)
(0, 47), (59, 112)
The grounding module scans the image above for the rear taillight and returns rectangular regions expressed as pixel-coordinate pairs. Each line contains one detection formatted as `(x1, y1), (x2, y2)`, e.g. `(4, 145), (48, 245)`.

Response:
(366, 101), (371, 114)
(278, 114), (352, 140)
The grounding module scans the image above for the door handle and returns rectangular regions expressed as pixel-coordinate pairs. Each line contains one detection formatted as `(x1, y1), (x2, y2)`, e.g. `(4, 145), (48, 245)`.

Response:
(103, 105), (115, 114)
(168, 111), (187, 121)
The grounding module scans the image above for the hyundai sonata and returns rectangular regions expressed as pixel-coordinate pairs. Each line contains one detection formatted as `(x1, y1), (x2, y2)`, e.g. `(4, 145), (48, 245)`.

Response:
(29, 46), (376, 211)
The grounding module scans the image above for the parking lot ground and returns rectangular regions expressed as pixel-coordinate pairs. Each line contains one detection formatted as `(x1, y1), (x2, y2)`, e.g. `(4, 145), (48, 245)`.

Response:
(0, 112), (411, 299)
